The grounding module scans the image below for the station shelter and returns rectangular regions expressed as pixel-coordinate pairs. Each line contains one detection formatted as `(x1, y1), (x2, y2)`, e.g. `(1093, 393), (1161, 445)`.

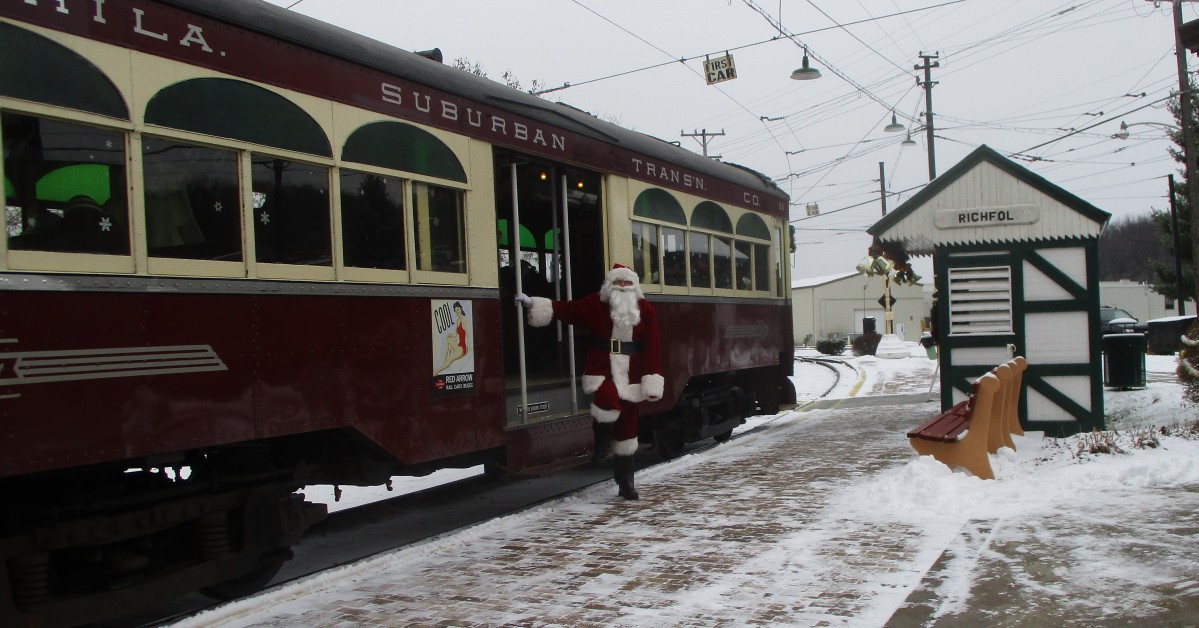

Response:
(868, 145), (1111, 436)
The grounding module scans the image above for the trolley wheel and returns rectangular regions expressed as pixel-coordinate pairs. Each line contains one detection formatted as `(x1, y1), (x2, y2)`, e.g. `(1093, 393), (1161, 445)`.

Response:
(712, 429), (734, 443)
(654, 428), (685, 460)
(200, 549), (289, 600)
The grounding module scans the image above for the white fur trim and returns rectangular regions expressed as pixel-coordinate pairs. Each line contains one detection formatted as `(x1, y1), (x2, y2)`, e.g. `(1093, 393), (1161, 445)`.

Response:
(607, 266), (638, 285)
(641, 373), (664, 400)
(610, 353), (645, 402)
(612, 437), (639, 456)
(590, 403), (620, 423)
(527, 297), (553, 328)
(582, 375), (604, 395)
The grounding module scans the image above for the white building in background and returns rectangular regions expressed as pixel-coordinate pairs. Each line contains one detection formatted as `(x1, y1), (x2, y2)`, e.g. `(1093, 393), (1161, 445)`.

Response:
(791, 271), (930, 346)
(1099, 280), (1194, 323)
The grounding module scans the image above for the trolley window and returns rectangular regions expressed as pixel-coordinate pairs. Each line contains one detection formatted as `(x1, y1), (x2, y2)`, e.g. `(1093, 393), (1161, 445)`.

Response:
(143, 138), (242, 262)
(146, 78), (330, 158)
(662, 226), (686, 287)
(632, 188), (686, 225)
(713, 235), (733, 289)
(734, 241), (753, 290)
(0, 23), (128, 120)
(692, 201), (733, 233)
(340, 170), (406, 271)
(412, 182), (465, 274)
(251, 157), (332, 266)
(688, 231), (710, 289)
(3, 113), (129, 256)
(343, 122), (466, 183)
(631, 221), (660, 286)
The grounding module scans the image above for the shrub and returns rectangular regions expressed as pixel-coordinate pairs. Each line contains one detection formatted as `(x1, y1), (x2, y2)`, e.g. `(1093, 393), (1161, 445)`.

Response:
(1180, 319), (1199, 404)
(816, 338), (847, 356)
(852, 332), (881, 356)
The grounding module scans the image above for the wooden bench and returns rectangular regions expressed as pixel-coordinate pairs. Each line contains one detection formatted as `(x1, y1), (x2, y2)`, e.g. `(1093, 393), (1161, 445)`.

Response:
(907, 372), (1002, 480)
(907, 356), (1028, 479)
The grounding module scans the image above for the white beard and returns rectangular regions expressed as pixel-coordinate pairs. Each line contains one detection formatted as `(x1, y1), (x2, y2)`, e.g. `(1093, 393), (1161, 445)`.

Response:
(607, 287), (641, 328)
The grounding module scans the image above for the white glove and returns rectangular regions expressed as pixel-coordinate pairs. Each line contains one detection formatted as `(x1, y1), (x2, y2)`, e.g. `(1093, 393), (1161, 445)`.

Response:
(515, 293), (533, 309)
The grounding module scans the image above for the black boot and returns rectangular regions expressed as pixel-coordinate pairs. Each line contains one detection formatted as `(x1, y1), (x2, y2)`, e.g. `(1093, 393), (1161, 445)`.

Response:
(593, 421), (614, 463)
(613, 455), (639, 500)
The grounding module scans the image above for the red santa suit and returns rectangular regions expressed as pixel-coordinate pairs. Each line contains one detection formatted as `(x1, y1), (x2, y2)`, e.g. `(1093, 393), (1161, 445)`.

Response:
(525, 265), (664, 458)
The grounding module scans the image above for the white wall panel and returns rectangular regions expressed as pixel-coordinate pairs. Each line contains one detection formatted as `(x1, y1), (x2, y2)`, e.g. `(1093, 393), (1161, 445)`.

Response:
(1022, 260), (1074, 301)
(1025, 311), (1089, 364)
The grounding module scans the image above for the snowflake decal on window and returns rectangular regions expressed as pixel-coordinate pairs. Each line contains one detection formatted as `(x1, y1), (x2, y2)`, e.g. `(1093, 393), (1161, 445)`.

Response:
(260, 212), (270, 226)
(213, 201), (223, 213)
(99, 217), (113, 232)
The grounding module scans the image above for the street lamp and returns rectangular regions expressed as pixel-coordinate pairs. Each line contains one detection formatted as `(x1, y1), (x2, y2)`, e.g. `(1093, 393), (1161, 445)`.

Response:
(790, 48), (822, 81)
(1112, 120), (1179, 140)
(883, 111), (906, 133)
(1110, 120), (1187, 314)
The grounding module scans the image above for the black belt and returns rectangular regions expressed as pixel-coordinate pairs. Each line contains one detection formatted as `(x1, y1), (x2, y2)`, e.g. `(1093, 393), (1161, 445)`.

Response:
(596, 339), (640, 356)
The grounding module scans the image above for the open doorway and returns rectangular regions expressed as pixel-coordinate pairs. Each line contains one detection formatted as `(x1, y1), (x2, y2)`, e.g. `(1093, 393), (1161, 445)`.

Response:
(494, 149), (604, 424)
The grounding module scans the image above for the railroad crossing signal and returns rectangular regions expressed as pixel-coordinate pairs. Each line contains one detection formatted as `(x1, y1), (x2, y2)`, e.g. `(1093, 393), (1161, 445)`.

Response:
(878, 294), (895, 308)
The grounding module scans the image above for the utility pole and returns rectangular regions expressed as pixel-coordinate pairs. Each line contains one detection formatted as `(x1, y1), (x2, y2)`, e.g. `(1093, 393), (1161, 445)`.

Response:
(879, 161), (887, 216)
(1172, 0), (1199, 309)
(915, 53), (940, 181)
(1169, 174), (1187, 315)
(681, 128), (725, 158)
(879, 160), (893, 334)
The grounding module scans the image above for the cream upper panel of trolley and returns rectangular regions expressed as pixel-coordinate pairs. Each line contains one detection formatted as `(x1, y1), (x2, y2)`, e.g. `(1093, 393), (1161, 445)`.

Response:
(869, 146), (1109, 255)
(1, 17), (477, 185)
(622, 180), (783, 236)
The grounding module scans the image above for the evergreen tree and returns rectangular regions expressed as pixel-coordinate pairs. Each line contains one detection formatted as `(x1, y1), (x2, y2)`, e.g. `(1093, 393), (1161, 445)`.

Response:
(1151, 89), (1196, 303)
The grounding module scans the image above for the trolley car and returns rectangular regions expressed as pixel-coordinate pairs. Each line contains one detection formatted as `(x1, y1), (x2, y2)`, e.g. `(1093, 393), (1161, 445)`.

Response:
(0, 1), (795, 625)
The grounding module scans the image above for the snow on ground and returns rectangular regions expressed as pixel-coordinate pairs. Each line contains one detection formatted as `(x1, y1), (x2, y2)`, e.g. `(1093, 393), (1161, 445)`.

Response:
(194, 345), (1197, 626)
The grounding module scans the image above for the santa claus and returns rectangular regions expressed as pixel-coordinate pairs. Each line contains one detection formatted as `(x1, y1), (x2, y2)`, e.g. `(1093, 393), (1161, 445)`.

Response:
(516, 263), (663, 500)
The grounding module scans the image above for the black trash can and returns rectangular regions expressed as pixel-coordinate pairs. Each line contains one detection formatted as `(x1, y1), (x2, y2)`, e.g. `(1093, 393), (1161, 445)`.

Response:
(1102, 333), (1147, 389)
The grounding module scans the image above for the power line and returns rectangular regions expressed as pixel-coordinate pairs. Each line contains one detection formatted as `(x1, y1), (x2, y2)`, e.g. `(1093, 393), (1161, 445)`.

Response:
(533, 0), (968, 96)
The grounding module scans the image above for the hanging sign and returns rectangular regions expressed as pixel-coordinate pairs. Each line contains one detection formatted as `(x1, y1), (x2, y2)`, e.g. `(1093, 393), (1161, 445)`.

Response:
(704, 54), (737, 85)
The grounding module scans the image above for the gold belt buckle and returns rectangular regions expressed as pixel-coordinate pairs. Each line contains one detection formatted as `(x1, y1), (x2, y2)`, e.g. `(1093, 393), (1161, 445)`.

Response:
(610, 339), (621, 354)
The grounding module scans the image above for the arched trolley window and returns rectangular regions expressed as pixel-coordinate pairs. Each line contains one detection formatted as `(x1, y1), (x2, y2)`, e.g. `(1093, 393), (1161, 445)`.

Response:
(342, 121), (468, 277)
(143, 77), (333, 278)
(631, 187), (686, 289)
(2, 23), (132, 271)
(735, 212), (773, 294)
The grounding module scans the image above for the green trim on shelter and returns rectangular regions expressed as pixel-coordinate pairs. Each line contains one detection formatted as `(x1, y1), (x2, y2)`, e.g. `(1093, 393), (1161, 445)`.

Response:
(934, 238), (1105, 436)
(0, 22), (128, 120)
(146, 78), (331, 157)
(343, 121), (466, 183)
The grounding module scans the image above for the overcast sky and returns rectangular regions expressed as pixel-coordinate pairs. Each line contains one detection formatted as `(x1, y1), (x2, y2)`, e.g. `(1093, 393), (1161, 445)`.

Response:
(264, 0), (1191, 280)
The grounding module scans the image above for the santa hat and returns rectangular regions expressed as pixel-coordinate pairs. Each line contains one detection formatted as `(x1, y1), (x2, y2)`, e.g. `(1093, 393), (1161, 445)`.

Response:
(606, 263), (638, 285)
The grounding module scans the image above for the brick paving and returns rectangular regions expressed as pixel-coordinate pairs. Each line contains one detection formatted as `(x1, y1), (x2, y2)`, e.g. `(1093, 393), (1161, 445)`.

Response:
(205, 397), (944, 627)
(184, 354), (1199, 628)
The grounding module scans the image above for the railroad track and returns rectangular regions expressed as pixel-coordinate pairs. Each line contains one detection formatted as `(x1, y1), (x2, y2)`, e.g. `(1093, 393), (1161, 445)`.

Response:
(93, 444), (719, 627)
(97, 360), (861, 628)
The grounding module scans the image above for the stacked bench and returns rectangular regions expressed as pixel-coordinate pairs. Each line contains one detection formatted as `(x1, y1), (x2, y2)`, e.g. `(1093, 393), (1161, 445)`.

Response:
(906, 357), (1027, 480)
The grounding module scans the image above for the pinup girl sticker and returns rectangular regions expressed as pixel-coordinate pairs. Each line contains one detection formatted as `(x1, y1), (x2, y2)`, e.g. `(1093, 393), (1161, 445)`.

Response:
(431, 299), (475, 396)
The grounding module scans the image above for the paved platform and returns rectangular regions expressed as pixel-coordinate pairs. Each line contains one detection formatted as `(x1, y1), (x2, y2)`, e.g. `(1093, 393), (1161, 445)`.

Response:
(179, 386), (1199, 627)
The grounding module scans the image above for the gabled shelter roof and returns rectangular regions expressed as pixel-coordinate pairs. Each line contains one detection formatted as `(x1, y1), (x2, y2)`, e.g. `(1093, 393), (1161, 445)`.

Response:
(867, 145), (1110, 256)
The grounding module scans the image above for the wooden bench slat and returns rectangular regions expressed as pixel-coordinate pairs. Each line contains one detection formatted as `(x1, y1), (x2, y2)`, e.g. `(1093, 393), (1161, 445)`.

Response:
(906, 400), (971, 440)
